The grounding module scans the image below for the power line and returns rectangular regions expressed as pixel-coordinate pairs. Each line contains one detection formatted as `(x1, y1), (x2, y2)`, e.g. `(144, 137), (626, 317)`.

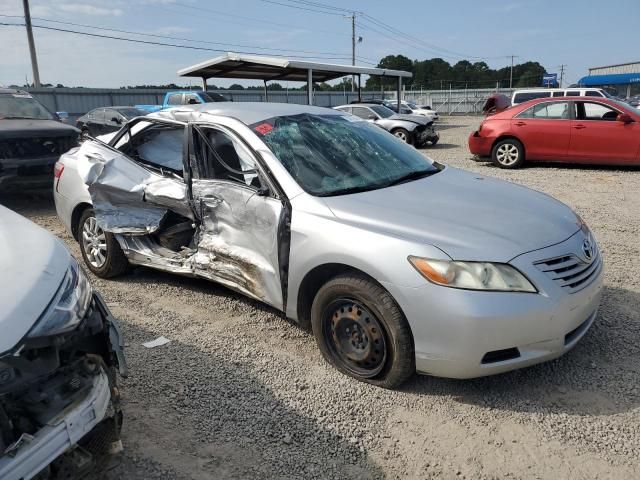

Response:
(0, 14), (355, 58)
(255, 0), (344, 16)
(0, 22), (356, 61)
(264, 0), (510, 62)
(163, 2), (349, 38)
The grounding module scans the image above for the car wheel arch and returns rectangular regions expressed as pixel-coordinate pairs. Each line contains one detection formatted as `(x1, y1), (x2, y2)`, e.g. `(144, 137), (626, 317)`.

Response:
(71, 202), (93, 240)
(492, 135), (525, 156)
(295, 262), (410, 335)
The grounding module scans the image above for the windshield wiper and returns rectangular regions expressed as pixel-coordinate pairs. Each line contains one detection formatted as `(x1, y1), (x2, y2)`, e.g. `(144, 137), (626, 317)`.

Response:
(0, 116), (48, 120)
(318, 183), (386, 197)
(384, 169), (438, 187)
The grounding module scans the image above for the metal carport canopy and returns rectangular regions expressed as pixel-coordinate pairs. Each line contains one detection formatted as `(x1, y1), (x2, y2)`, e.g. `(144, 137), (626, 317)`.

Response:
(177, 52), (412, 105)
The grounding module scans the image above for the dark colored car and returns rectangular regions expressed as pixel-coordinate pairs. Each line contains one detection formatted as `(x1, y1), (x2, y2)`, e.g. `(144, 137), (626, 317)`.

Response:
(469, 96), (640, 168)
(0, 89), (79, 190)
(76, 107), (147, 139)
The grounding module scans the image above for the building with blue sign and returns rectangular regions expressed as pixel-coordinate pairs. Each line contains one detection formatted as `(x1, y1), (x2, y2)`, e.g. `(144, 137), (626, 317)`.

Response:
(577, 61), (640, 98)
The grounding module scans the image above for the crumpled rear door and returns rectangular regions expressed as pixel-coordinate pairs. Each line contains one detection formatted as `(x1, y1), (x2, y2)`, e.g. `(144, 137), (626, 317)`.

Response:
(77, 130), (191, 235)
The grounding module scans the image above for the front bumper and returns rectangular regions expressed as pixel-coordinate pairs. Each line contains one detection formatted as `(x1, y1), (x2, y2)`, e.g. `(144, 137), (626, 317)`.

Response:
(0, 155), (58, 190)
(0, 293), (126, 480)
(384, 232), (604, 379)
(0, 369), (113, 480)
(416, 128), (439, 146)
(468, 131), (493, 156)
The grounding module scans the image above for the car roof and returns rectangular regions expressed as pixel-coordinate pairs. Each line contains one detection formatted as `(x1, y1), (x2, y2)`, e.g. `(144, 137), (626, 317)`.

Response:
(513, 88), (602, 93)
(153, 102), (344, 125)
(521, 96), (615, 104)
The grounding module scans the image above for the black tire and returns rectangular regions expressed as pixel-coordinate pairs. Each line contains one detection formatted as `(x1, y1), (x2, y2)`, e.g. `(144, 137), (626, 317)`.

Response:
(391, 128), (411, 144)
(491, 138), (524, 169)
(78, 208), (129, 278)
(80, 128), (90, 141)
(311, 274), (415, 389)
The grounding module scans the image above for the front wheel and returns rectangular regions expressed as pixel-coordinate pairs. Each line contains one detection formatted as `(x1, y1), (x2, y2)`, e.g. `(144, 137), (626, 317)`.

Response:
(78, 208), (129, 278)
(491, 138), (524, 169)
(392, 128), (411, 143)
(311, 275), (415, 388)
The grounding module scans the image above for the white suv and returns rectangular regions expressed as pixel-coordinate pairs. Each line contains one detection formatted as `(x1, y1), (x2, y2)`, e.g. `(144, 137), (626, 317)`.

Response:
(511, 88), (609, 105)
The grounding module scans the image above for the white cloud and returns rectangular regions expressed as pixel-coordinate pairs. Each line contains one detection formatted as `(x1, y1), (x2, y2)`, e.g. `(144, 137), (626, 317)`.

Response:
(58, 4), (124, 16)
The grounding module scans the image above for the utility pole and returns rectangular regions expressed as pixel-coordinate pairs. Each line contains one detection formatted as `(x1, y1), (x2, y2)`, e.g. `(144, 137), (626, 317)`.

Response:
(509, 55), (516, 89)
(351, 13), (356, 92)
(558, 64), (567, 87)
(22, 0), (41, 87)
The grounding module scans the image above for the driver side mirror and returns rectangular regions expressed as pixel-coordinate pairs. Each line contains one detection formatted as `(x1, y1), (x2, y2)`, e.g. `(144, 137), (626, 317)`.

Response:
(367, 114), (377, 121)
(617, 113), (634, 124)
(111, 116), (122, 124)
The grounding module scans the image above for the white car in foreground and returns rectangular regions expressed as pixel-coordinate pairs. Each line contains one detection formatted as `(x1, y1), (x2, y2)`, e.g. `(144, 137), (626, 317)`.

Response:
(0, 206), (127, 480)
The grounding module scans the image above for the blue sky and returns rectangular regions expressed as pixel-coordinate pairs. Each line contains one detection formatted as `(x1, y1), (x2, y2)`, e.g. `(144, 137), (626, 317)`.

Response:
(1, 0), (639, 88)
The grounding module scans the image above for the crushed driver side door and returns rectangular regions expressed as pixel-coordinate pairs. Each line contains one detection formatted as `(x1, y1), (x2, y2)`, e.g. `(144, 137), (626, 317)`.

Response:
(186, 122), (286, 310)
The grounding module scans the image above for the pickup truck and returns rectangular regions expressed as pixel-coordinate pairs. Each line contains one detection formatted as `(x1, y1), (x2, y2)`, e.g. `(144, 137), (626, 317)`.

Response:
(135, 90), (228, 113)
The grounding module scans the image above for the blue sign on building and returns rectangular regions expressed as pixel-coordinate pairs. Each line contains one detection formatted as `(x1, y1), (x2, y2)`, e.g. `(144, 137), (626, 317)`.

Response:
(541, 73), (558, 87)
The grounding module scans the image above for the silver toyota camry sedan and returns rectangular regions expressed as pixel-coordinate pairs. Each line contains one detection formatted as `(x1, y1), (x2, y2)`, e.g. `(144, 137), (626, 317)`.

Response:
(54, 103), (603, 388)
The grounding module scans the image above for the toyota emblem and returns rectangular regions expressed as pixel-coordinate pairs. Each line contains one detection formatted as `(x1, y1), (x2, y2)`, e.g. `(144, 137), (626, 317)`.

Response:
(582, 239), (594, 262)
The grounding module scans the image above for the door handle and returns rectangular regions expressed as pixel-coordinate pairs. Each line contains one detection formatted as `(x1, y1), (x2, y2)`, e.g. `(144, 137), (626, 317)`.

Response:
(514, 121), (526, 126)
(573, 124), (586, 130)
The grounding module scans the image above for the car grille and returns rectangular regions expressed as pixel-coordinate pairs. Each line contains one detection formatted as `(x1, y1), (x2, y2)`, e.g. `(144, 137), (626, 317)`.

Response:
(0, 136), (77, 160)
(534, 244), (602, 294)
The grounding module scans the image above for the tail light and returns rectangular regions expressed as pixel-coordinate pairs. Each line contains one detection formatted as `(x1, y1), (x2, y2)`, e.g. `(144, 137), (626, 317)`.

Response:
(54, 161), (65, 178)
(54, 161), (64, 192)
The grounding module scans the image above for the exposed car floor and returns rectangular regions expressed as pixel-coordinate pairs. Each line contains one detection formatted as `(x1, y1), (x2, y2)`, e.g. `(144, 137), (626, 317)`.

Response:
(3, 116), (640, 479)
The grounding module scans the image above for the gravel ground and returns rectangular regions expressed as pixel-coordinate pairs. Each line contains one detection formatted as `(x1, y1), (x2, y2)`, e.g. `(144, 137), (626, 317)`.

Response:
(2, 116), (639, 479)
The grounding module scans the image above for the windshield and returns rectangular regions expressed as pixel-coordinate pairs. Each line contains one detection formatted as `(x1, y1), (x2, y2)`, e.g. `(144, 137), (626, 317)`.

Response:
(0, 93), (54, 120)
(370, 105), (394, 118)
(251, 114), (439, 197)
(116, 108), (147, 119)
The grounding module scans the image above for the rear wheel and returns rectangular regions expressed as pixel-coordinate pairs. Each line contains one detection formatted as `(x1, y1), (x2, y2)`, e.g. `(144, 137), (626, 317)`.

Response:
(311, 274), (414, 388)
(78, 208), (128, 278)
(392, 128), (411, 143)
(491, 138), (524, 169)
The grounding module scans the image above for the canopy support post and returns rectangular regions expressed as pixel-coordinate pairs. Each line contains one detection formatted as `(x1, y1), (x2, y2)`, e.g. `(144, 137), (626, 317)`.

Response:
(202, 77), (207, 92)
(396, 76), (402, 112)
(357, 74), (362, 101)
(263, 79), (269, 102)
(307, 69), (313, 105)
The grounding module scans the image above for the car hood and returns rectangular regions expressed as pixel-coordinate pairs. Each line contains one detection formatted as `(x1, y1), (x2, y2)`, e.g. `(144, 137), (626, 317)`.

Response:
(322, 167), (580, 262)
(388, 114), (432, 126)
(0, 206), (70, 355)
(0, 119), (79, 139)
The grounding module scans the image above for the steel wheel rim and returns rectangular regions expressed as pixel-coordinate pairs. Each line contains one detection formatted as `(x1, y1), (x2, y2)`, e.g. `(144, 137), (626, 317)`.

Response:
(394, 130), (408, 142)
(81, 216), (107, 268)
(496, 143), (519, 165)
(323, 299), (387, 378)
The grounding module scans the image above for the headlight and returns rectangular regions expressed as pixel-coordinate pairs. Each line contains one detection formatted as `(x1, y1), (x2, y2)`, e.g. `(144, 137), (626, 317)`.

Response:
(28, 258), (93, 338)
(408, 256), (536, 292)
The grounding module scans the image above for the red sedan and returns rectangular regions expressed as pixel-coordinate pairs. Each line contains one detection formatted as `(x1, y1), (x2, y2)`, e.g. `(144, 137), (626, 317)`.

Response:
(468, 96), (640, 168)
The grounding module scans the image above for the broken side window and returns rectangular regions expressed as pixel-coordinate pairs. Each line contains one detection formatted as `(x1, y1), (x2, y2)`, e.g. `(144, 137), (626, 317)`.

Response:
(118, 123), (185, 176)
(192, 126), (259, 188)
